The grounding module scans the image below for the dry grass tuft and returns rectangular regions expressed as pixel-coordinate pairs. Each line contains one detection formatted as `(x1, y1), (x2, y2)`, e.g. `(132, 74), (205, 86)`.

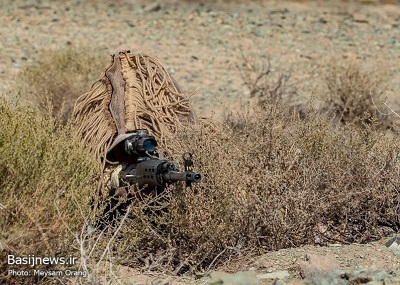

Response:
(18, 47), (107, 122)
(323, 58), (392, 128)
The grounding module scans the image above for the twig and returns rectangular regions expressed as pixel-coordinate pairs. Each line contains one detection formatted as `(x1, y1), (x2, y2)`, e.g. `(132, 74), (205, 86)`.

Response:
(206, 248), (227, 271)
(97, 205), (131, 266)
(369, 90), (390, 116)
(383, 102), (400, 119)
(0, 202), (15, 215)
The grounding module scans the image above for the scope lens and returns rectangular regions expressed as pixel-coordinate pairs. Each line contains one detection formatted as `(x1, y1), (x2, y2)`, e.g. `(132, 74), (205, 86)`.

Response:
(143, 139), (157, 152)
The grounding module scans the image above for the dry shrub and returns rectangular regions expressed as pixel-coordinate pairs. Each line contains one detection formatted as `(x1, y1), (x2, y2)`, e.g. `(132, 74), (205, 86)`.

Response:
(237, 52), (297, 107)
(323, 58), (391, 128)
(18, 47), (106, 122)
(236, 52), (308, 120)
(1, 96), (400, 281)
(101, 101), (400, 274)
(0, 96), (100, 283)
(3, 51), (400, 280)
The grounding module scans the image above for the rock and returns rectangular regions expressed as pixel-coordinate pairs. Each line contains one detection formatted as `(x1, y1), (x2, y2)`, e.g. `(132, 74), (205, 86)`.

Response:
(318, 18), (327, 24)
(143, 3), (161, 13)
(384, 236), (400, 249)
(303, 273), (346, 285)
(384, 236), (400, 257)
(208, 271), (260, 285)
(257, 271), (290, 281)
(343, 267), (387, 284)
(370, 270), (388, 282)
(298, 253), (341, 278)
(353, 13), (369, 23)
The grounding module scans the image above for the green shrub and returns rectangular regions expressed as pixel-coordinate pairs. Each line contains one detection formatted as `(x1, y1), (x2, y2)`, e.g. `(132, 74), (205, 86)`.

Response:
(0, 96), (100, 283)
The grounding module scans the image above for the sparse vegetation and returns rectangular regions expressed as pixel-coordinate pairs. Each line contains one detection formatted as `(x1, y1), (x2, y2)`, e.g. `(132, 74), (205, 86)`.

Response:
(17, 47), (107, 122)
(2, 49), (400, 283)
(237, 52), (297, 107)
(323, 58), (392, 128)
(117, 100), (400, 273)
(0, 96), (100, 283)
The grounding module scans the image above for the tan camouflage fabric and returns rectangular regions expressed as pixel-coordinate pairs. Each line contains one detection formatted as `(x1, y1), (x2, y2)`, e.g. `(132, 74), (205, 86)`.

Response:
(73, 50), (198, 163)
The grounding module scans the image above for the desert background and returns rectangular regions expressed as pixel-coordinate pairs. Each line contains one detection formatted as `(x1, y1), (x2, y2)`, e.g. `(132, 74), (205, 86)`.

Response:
(1, 0), (400, 284)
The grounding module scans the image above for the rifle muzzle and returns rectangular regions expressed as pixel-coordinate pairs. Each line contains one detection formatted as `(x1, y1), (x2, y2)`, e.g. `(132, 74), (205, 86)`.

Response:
(163, 171), (202, 184)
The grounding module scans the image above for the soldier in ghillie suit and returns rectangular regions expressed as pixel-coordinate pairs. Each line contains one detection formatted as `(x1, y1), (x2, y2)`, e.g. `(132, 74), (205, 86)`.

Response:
(72, 50), (200, 228)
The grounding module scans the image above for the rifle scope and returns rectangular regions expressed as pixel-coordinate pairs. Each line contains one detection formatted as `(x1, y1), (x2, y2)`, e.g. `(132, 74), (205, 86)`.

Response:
(124, 129), (158, 155)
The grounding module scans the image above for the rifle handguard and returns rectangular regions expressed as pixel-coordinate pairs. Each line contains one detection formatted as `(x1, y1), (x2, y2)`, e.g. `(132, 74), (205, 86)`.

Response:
(120, 159), (201, 188)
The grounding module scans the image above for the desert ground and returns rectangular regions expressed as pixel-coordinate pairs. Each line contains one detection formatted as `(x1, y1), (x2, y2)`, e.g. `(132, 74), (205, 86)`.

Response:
(1, 0), (400, 117)
(1, 0), (400, 284)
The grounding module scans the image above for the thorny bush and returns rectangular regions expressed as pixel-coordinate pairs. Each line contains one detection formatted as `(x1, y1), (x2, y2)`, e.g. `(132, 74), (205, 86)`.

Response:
(104, 100), (400, 274)
(323, 58), (392, 128)
(2, 53), (400, 282)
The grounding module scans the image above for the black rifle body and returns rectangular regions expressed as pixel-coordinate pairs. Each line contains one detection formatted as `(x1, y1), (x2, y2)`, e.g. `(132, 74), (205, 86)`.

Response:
(120, 158), (201, 188)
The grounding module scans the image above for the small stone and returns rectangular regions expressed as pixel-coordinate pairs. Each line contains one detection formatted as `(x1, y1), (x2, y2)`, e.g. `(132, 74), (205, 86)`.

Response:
(319, 18), (327, 24)
(144, 3), (161, 13)
(353, 13), (369, 23)
(254, 30), (264, 37)
(384, 236), (400, 249)
(86, 224), (96, 235)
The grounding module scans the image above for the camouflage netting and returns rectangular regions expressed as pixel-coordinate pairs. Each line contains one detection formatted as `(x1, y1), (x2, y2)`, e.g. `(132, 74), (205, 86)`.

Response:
(72, 50), (198, 162)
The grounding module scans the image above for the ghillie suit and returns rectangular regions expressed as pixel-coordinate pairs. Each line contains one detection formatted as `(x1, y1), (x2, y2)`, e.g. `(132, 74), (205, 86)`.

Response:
(73, 50), (198, 163)
(72, 50), (199, 226)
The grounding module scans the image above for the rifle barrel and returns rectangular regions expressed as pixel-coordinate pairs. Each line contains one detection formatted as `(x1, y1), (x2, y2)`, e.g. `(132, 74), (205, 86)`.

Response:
(163, 171), (201, 183)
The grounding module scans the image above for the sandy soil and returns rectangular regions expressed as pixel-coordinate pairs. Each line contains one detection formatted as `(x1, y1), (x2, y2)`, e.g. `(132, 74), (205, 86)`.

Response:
(110, 237), (400, 284)
(1, 0), (399, 284)
(1, 0), (399, 118)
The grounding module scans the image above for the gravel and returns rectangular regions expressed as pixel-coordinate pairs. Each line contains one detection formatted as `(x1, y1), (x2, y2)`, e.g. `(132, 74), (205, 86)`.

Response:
(1, 0), (399, 118)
